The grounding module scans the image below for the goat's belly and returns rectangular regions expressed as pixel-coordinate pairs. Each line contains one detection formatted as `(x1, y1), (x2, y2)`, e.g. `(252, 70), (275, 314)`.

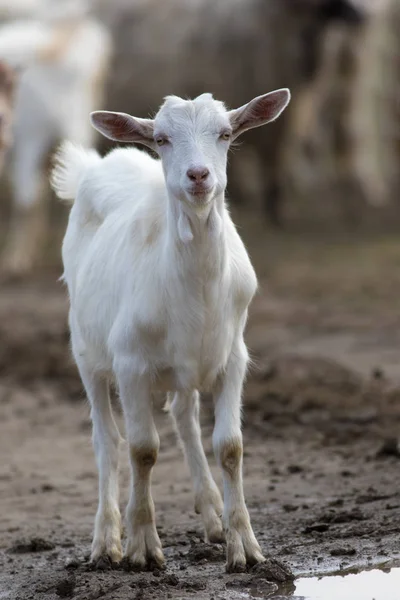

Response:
(154, 339), (231, 393)
(154, 362), (225, 393)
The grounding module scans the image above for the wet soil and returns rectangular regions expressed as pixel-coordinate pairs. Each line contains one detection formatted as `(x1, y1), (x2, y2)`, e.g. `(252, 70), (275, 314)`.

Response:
(1, 228), (400, 599)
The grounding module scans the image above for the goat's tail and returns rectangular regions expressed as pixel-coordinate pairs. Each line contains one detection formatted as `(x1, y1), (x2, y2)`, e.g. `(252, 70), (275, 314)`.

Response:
(51, 141), (99, 204)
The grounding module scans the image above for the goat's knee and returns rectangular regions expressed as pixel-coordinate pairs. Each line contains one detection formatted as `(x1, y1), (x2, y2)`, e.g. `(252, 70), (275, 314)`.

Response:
(130, 445), (158, 479)
(217, 437), (243, 479)
(214, 435), (264, 572)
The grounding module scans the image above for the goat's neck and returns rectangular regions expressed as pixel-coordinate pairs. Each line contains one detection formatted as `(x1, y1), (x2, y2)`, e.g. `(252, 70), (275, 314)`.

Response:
(167, 192), (226, 247)
(165, 192), (228, 278)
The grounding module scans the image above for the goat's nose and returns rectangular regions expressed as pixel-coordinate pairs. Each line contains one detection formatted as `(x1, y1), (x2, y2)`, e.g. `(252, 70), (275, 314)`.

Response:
(187, 167), (210, 182)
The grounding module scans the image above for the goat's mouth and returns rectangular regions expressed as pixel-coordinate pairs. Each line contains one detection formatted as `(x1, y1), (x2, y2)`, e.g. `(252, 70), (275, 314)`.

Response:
(186, 186), (213, 203)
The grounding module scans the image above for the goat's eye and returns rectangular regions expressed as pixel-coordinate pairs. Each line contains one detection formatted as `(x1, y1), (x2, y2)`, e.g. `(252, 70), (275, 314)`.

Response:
(220, 131), (231, 141)
(155, 137), (167, 146)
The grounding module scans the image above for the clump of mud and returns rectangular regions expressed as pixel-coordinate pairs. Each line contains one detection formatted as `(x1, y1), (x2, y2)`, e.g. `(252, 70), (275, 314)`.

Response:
(225, 558), (295, 599)
(7, 536), (55, 554)
(250, 557), (295, 582)
(187, 540), (225, 563)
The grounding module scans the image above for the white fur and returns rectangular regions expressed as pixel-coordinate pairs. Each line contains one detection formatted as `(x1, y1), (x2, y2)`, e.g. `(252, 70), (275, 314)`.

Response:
(52, 90), (290, 571)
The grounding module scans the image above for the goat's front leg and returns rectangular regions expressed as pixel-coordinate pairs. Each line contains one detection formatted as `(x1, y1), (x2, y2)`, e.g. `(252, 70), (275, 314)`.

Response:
(213, 338), (265, 572)
(170, 391), (224, 542)
(116, 363), (164, 569)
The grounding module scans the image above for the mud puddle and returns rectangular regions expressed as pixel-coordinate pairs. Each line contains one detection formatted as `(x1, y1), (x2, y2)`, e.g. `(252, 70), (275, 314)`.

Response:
(237, 564), (400, 600)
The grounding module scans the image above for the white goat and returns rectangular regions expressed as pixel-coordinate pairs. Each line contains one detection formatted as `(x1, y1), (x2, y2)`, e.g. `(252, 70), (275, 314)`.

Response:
(51, 89), (290, 572)
(0, 0), (112, 274)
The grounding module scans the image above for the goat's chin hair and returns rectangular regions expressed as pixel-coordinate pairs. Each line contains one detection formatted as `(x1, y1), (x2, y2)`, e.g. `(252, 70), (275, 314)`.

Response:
(183, 191), (213, 208)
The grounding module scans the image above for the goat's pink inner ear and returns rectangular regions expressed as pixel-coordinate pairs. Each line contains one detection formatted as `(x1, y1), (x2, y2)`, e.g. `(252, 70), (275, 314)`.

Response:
(229, 88), (291, 138)
(90, 111), (136, 142)
(247, 90), (290, 123)
(90, 111), (154, 146)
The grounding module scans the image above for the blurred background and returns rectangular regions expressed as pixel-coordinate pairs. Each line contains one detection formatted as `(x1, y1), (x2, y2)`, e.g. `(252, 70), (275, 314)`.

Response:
(1, 1), (400, 596)
(0, 0), (400, 267)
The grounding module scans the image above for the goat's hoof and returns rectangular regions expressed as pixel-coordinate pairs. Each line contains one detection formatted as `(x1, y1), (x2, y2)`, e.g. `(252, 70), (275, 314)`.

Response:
(124, 547), (165, 571)
(225, 529), (265, 572)
(225, 542), (265, 572)
(206, 522), (225, 544)
(246, 549), (266, 566)
(226, 556), (247, 573)
(125, 530), (165, 571)
(147, 549), (166, 571)
(91, 540), (123, 566)
(90, 553), (122, 571)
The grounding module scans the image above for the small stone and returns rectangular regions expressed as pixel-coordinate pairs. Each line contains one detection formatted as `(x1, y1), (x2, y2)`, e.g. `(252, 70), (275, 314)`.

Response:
(330, 546), (356, 557)
(64, 557), (80, 570)
(287, 464), (303, 474)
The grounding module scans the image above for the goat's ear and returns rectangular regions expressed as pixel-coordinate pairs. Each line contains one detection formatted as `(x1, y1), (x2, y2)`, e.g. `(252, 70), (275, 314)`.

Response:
(90, 111), (155, 148)
(228, 89), (291, 139)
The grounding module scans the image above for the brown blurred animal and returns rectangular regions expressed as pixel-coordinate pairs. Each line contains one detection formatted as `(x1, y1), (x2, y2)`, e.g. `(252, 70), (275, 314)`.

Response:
(349, 0), (399, 208)
(96, 0), (365, 226)
(285, 0), (395, 223)
(0, 60), (14, 171)
(284, 21), (365, 224)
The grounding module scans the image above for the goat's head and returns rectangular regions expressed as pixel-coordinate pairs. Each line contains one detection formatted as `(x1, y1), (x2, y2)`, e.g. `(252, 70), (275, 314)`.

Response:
(90, 89), (290, 209)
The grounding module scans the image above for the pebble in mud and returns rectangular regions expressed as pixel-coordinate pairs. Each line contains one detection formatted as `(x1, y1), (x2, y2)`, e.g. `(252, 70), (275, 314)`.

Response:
(330, 546), (357, 557)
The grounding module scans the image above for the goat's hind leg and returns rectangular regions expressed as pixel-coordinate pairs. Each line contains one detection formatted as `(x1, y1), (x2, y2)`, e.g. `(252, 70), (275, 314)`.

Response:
(72, 339), (122, 564)
(170, 391), (224, 543)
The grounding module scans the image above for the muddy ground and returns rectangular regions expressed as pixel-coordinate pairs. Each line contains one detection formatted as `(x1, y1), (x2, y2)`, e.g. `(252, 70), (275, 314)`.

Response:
(1, 219), (400, 599)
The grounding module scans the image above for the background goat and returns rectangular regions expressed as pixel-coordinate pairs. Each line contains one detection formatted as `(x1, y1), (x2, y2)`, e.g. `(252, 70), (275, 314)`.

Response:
(51, 88), (290, 571)
(0, 60), (14, 171)
(0, 0), (112, 275)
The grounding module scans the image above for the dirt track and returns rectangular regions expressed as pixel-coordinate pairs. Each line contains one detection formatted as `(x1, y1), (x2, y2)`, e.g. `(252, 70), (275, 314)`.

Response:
(1, 226), (400, 599)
